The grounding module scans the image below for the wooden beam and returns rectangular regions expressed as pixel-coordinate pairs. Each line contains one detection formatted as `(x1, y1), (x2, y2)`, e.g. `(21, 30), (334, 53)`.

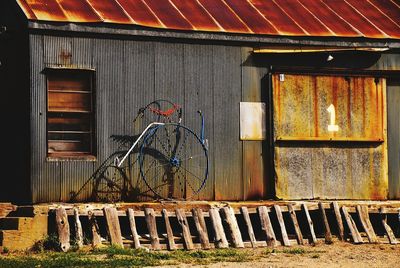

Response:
(73, 208), (84, 248)
(331, 202), (344, 241)
(318, 202), (333, 244)
(221, 207), (244, 248)
(287, 204), (304, 245)
(162, 209), (176, 250)
(103, 207), (123, 247)
(192, 208), (211, 249)
(301, 203), (317, 245)
(273, 205), (290, 246)
(144, 208), (161, 250)
(88, 210), (102, 248)
(341, 206), (363, 244)
(379, 207), (398, 245)
(55, 207), (70, 252)
(257, 206), (277, 247)
(127, 208), (141, 249)
(356, 205), (378, 243)
(209, 208), (229, 248)
(240, 207), (258, 248)
(175, 209), (194, 250)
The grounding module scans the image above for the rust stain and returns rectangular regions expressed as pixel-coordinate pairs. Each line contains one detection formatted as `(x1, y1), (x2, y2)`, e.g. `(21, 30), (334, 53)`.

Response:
(273, 74), (387, 200)
(17, 0), (400, 39)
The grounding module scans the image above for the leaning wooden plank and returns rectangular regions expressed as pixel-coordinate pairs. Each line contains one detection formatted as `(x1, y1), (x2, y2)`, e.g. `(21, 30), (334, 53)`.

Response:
(356, 205), (378, 244)
(209, 208), (229, 248)
(273, 205), (290, 246)
(301, 203), (317, 245)
(144, 208), (161, 250)
(88, 210), (102, 248)
(73, 208), (84, 248)
(127, 208), (141, 249)
(318, 202), (333, 244)
(331, 202), (344, 241)
(192, 208), (211, 249)
(257, 206), (277, 247)
(221, 207), (244, 248)
(379, 207), (398, 245)
(162, 209), (176, 250)
(103, 207), (123, 247)
(287, 204), (304, 245)
(341, 206), (362, 244)
(175, 209), (194, 250)
(240, 207), (258, 248)
(55, 207), (70, 252)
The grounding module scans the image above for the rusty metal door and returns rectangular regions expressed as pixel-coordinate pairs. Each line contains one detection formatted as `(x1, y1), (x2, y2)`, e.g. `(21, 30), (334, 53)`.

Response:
(272, 73), (388, 200)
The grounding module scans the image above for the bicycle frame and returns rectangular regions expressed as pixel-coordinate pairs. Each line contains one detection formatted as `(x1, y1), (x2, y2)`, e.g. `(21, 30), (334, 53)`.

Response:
(117, 109), (207, 168)
(116, 122), (165, 167)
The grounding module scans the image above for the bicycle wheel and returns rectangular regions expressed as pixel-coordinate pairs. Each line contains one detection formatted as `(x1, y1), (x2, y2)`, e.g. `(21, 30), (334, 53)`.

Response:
(94, 165), (129, 202)
(138, 123), (208, 200)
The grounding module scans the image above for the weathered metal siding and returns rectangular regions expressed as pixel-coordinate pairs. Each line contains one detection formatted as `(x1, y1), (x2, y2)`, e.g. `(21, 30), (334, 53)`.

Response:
(273, 74), (388, 200)
(241, 47), (268, 200)
(213, 46), (243, 200)
(387, 80), (400, 199)
(183, 44), (215, 200)
(30, 35), (97, 203)
(29, 35), (266, 202)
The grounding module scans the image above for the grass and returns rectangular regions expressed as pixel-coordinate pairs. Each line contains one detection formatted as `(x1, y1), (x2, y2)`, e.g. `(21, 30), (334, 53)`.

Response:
(0, 245), (255, 268)
(264, 247), (326, 256)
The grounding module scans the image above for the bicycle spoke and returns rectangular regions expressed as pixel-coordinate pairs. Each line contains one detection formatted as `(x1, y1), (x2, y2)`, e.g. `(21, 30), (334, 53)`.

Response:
(176, 168), (197, 194)
(179, 165), (204, 182)
(152, 133), (171, 157)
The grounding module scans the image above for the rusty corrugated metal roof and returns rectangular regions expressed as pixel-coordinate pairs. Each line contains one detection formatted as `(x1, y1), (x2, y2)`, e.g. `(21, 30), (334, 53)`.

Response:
(17, 0), (400, 39)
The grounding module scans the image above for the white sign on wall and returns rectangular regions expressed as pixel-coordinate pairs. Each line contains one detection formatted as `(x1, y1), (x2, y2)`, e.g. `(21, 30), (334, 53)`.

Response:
(240, 102), (266, 140)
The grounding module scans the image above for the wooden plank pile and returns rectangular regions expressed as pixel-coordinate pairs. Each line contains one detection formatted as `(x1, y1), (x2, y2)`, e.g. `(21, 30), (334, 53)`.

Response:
(54, 202), (399, 252)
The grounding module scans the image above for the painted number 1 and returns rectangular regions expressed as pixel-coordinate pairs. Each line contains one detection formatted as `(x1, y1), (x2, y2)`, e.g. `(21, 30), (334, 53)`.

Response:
(327, 104), (339, 132)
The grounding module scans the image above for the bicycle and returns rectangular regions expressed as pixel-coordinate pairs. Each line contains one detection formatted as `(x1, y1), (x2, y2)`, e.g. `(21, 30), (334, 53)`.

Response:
(82, 100), (209, 202)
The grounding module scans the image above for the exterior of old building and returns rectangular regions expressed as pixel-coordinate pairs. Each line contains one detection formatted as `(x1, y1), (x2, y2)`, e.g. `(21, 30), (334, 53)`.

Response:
(1, 0), (399, 204)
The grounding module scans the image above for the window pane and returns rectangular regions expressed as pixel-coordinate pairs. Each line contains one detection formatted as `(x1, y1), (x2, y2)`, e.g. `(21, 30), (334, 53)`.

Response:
(47, 70), (95, 157)
(48, 113), (91, 132)
(48, 91), (92, 112)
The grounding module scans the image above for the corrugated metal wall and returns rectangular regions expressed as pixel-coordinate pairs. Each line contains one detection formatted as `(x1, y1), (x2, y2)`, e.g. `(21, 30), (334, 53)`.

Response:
(29, 34), (268, 203)
(387, 80), (400, 199)
(29, 34), (400, 203)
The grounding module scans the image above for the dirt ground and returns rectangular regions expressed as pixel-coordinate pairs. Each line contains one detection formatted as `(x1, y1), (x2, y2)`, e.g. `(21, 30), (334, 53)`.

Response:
(156, 241), (400, 268)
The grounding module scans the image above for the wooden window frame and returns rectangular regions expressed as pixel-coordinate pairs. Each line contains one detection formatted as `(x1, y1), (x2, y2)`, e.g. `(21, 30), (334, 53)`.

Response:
(45, 68), (96, 160)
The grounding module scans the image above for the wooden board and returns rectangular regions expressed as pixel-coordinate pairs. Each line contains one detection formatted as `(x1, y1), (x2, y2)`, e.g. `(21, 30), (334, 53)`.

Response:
(221, 207), (244, 248)
(176, 209), (194, 250)
(301, 204), (317, 245)
(103, 207), (123, 247)
(287, 204), (304, 245)
(192, 208), (211, 249)
(257, 206), (276, 247)
(55, 207), (70, 252)
(379, 207), (398, 245)
(240, 207), (258, 248)
(144, 208), (161, 250)
(356, 205), (378, 243)
(318, 202), (333, 244)
(273, 205), (290, 246)
(331, 202), (344, 241)
(88, 210), (102, 248)
(209, 208), (229, 248)
(341, 206), (363, 244)
(127, 208), (141, 249)
(73, 208), (84, 248)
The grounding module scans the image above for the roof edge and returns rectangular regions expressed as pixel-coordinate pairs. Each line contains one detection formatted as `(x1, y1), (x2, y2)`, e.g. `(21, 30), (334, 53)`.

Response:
(27, 21), (400, 48)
